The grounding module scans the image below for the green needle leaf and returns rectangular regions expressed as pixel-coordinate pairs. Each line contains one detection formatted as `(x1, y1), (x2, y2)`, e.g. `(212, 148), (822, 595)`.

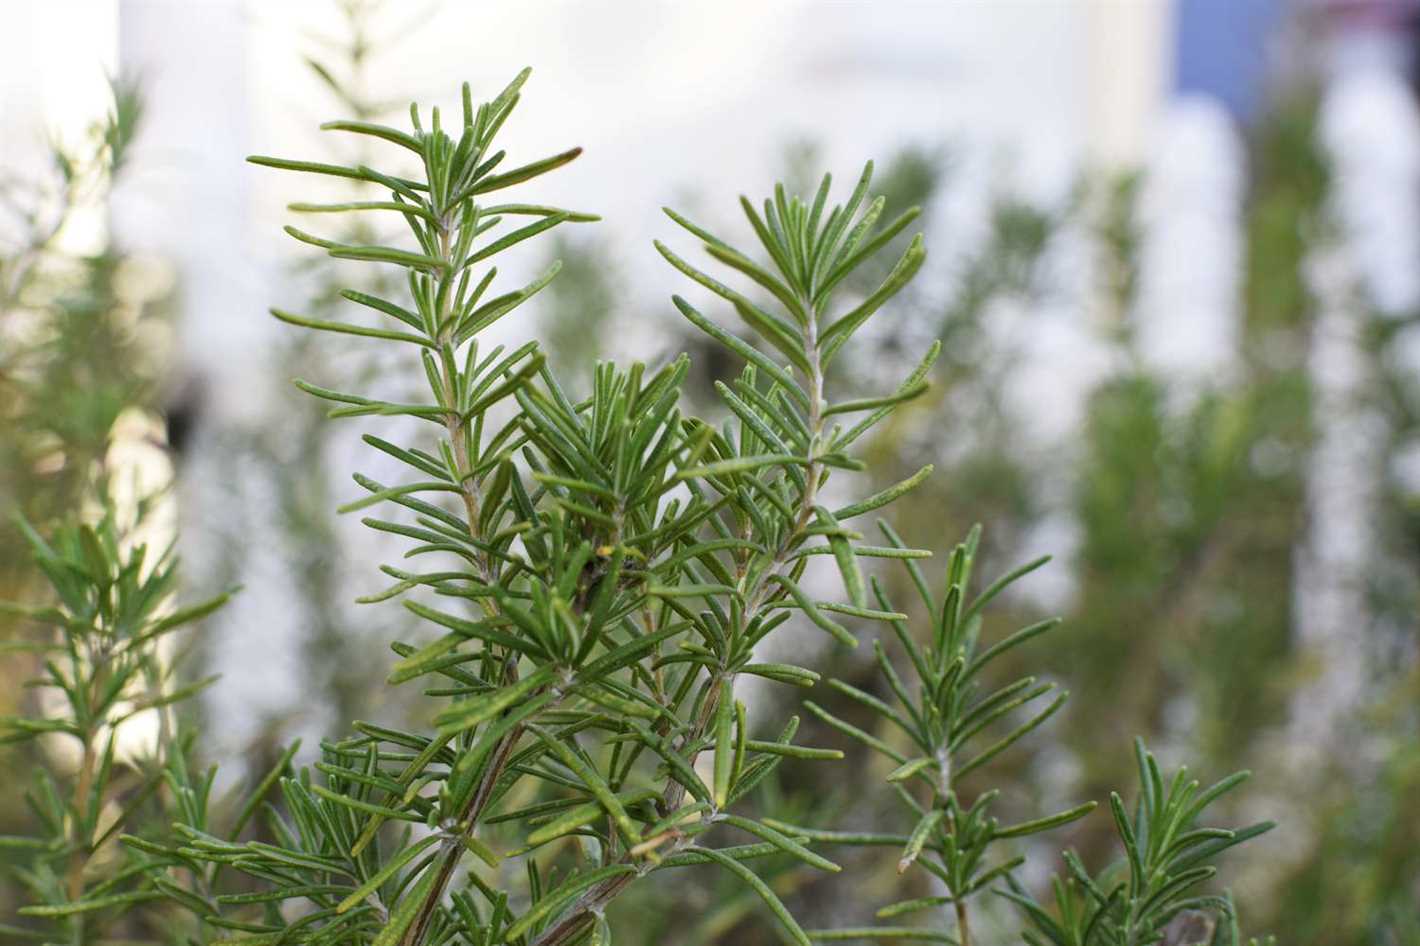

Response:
(371, 860), (441, 946)
(336, 834), (441, 914)
(692, 846), (812, 946)
(502, 865), (637, 941)
(271, 308), (434, 347)
(434, 666), (556, 735)
(898, 809), (944, 874)
(770, 576), (857, 648)
(993, 801), (1098, 839)
(713, 679), (735, 808)
(532, 726), (642, 848)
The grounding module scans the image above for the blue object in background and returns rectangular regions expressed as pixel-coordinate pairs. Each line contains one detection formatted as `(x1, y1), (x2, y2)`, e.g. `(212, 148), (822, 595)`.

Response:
(1174, 0), (1286, 121)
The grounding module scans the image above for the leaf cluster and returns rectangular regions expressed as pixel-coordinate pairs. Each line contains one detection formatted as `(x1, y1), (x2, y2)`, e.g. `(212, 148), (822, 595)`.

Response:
(0, 509), (226, 943)
(768, 528), (1093, 943)
(780, 529), (1272, 945)
(1003, 741), (1274, 946)
(126, 69), (937, 946)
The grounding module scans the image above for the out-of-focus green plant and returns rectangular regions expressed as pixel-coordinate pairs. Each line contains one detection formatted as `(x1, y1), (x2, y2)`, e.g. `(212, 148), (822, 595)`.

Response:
(1062, 130), (1320, 781)
(0, 78), (185, 924)
(536, 232), (618, 389)
(0, 508), (228, 944)
(1254, 94), (1420, 946)
(0, 78), (156, 568)
(0, 80), (141, 310)
(1055, 93), (1316, 812)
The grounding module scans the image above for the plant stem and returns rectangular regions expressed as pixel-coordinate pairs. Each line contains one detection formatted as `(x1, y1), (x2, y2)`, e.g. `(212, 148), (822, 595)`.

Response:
(67, 735), (96, 944)
(402, 714), (521, 946)
(402, 221), (512, 946)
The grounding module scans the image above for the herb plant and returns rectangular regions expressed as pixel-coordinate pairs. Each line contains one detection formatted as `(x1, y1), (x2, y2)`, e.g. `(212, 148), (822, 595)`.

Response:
(777, 529), (1273, 945)
(1, 508), (227, 944)
(157, 69), (932, 946)
(1001, 738), (1274, 946)
(1, 68), (1273, 946)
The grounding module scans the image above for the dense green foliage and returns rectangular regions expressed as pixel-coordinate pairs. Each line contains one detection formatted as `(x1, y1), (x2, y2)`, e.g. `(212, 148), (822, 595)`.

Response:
(1, 510), (226, 943)
(1, 68), (1280, 946)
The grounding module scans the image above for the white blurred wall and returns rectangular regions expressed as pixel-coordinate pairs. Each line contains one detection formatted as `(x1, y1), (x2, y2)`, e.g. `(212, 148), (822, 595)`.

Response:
(0, 0), (119, 252)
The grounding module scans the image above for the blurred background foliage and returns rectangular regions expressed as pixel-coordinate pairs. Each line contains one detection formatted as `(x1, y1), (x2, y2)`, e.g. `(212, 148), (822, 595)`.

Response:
(4, 1), (1420, 943)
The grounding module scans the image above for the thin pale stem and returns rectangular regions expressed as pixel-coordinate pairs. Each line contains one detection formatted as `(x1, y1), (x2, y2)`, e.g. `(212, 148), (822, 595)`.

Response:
(65, 733), (96, 946)
(403, 221), (515, 946)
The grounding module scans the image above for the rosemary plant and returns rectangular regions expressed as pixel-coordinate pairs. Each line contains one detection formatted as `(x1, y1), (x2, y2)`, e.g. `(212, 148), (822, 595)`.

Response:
(778, 529), (1273, 945)
(773, 527), (1094, 945)
(126, 69), (935, 946)
(1001, 739), (1274, 946)
(1, 508), (228, 944)
(0, 67), (1275, 946)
